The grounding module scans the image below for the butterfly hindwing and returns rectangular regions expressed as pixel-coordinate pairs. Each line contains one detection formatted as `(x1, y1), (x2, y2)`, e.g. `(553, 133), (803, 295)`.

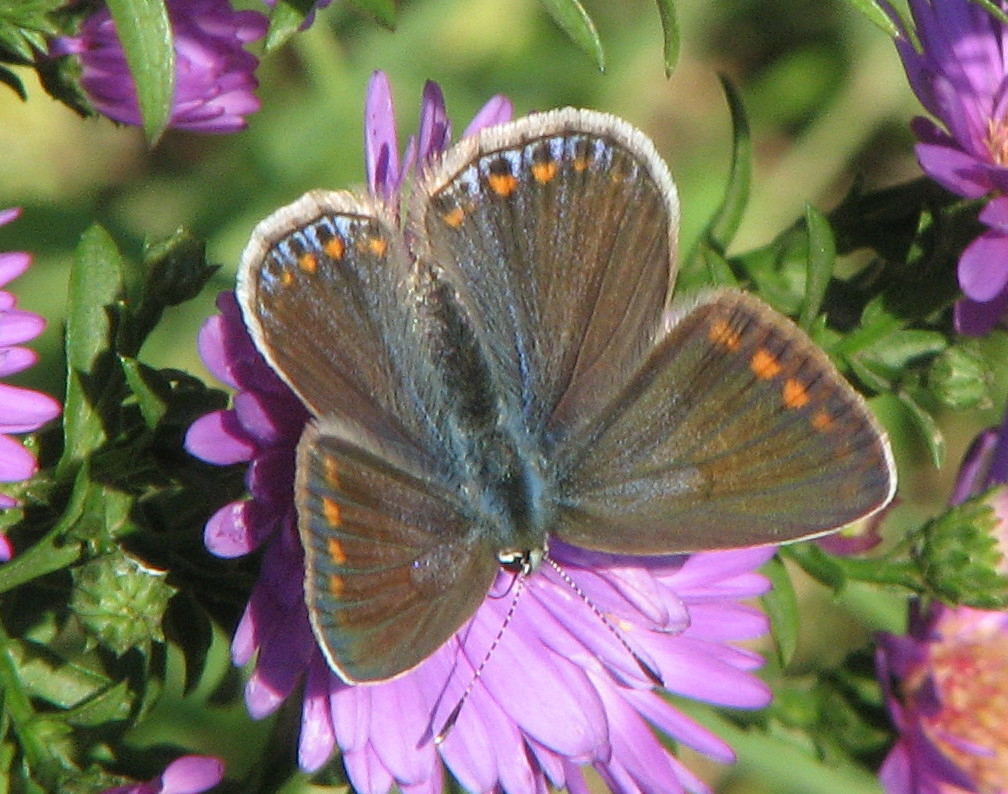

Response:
(298, 419), (499, 683)
(554, 290), (895, 552)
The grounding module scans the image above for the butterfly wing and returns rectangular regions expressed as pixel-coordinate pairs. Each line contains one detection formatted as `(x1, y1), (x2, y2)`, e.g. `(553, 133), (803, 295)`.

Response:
(238, 189), (440, 448)
(297, 419), (498, 683)
(554, 290), (896, 552)
(239, 191), (498, 682)
(410, 108), (678, 439)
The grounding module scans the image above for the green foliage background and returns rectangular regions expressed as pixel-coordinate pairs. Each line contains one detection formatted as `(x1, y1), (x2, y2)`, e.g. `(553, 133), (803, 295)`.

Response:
(0, 0), (1005, 791)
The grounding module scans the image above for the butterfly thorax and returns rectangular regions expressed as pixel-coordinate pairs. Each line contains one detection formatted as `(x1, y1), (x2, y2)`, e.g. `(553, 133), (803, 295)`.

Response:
(424, 271), (553, 563)
(460, 418), (553, 569)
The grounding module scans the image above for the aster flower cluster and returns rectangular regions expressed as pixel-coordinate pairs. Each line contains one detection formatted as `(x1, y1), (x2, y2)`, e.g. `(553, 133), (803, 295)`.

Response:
(51, 0), (269, 134)
(885, 0), (1008, 334)
(877, 410), (1008, 794)
(0, 208), (61, 554)
(185, 71), (778, 794)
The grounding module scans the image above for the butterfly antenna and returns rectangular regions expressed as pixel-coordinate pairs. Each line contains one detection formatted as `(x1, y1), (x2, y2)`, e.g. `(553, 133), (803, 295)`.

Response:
(434, 571), (528, 745)
(545, 557), (665, 688)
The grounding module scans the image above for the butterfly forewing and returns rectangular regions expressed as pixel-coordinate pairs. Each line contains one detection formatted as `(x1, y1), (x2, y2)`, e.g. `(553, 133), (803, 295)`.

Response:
(238, 190), (440, 448)
(555, 290), (896, 552)
(412, 109), (679, 439)
(298, 420), (499, 682)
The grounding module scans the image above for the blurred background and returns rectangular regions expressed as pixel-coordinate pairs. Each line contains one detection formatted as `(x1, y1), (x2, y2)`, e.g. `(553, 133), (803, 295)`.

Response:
(0, 0), (999, 791)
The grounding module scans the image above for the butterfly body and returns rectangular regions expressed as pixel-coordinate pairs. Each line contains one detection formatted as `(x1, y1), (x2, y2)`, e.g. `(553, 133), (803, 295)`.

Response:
(393, 255), (557, 567)
(238, 108), (896, 684)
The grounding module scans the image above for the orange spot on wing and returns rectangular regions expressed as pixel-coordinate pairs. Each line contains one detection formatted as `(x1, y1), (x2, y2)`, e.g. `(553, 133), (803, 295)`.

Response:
(324, 235), (344, 260)
(708, 319), (741, 351)
(327, 537), (348, 565)
(783, 378), (810, 409)
(328, 574), (344, 597)
(368, 237), (387, 257)
(443, 207), (465, 227)
(299, 252), (318, 274)
(323, 497), (342, 527)
(280, 270), (295, 287)
(323, 455), (341, 488)
(531, 160), (558, 183)
(812, 410), (834, 431)
(572, 156), (590, 172)
(487, 172), (518, 197)
(751, 348), (782, 379)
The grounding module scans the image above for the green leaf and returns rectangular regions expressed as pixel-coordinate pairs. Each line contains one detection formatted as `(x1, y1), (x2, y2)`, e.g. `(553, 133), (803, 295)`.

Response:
(538, 0), (605, 71)
(834, 296), (907, 358)
(761, 556), (800, 667)
(265, 0), (317, 50)
(0, 64), (24, 99)
(653, 0), (679, 75)
(697, 77), (751, 257)
(799, 205), (835, 330)
(105, 0), (174, 144)
(895, 388), (944, 468)
(698, 244), (740, 286)
(62, 680), (134, 727)
(120, 357), (170, 429)
(60, 225), (126, 476)
(838, 0), (901, 35)
(0, 0), (62, 61)
(348, 0), (398, 28)
(970, 0), (1008, 28)
(10, 637), (113, 710)
(862, 329), (947, 373)
(784, 544), (847, 591)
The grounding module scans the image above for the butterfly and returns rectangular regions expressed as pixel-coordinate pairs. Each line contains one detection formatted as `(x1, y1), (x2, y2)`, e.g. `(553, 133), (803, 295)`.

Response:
(237, 108), (896, 684)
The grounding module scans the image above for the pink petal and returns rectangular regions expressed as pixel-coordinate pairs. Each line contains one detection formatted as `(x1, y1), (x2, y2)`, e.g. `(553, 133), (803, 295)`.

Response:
(959, 229), (1008, 301)
(369, 675), (439, 785)
(298, 660), (337, 772)
(365, 70), (400, 206)
(343, 744), (394, 794)
(464, 95), (514, 136)
(204, 501), (267, 558)
(330, 679), (371, 754)
(0, 252), (30, 288)
(0, 347), (38, 377)
(185, 410), (254, 465)
(0, 384), (60, 433)
(0, 434), (37, 481)
(0, 309), (45, 347)
(159, 755), (224, 794)
(916, 141), (992, 197)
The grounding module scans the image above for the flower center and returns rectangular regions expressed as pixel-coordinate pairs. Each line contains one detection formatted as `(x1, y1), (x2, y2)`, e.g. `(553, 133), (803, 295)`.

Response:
(986, 117), (1008, 166)
(907, 612), (1008, 793)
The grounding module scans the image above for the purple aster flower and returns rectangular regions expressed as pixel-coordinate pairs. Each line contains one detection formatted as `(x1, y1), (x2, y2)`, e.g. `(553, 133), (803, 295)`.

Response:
(186, 74), (775, 793)
(877, 604), (1008, 794)
(102, 755), (224, 794)
(876, 406), (1008, 793)
(884, 0), (1008, 335)
(0, 208), (61, 531)
(52, 0), (268, 134)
